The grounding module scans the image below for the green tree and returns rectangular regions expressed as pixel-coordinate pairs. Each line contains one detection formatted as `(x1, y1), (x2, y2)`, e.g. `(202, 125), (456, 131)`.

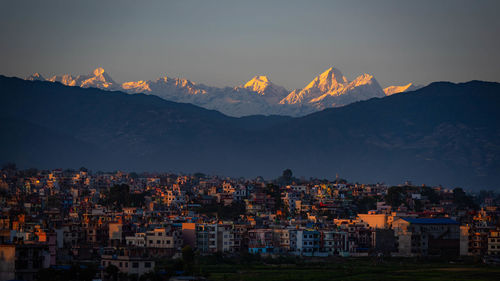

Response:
(385, 186), (403, 207)
(193, 172), (206, 180)
(277, 169), (294, 185)
(356, 196), (377, 213)
(182, 245), (195, 273)
(1, 162), (17, 171)
(421, 186), (440, 204)
(453, 188), (476, 209)
(183, 245), (194, 264)
(105, 264), (119, 281)
(266, 183), (283, 211)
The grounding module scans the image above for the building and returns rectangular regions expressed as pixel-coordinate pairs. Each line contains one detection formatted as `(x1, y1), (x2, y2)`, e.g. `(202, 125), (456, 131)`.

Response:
(101, 252), (154, 278)
(487, 228), (500, 256)
(0, 245), (15, 281)
(217, 224), (235, 253)
(321, 230), (348, 256)
(0, 243), (51, 281)
(358, 212), (389, 229)
(196, 224), (218, 254)
(126, 233), (146, 247)
(393, 218), (460, 256)
(293, 229), (320, 254)
(145, 227), (182, 256)
(371, 229), (396, 255)
(248, 229), (274, 254)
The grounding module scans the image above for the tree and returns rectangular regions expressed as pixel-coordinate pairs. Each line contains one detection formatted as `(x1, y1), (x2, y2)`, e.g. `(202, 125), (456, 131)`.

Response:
(182, 245), (195, 275)
(453, 187), (476, 209)
(283, 169), (292, 182)
(182, 245), (195, 264)
(193, 172), (206, 180)
(106, 184), (130, 207)
(277, 169), (294, 185)
(355, 196), (377, 213)
(103, 184), (145, 208)
(385, 186), (403, 207)
(265, 184), (283, 211)
(421, 186), (439, 204)
(1, 162), (16, 171)
(105, 264), (119, 281)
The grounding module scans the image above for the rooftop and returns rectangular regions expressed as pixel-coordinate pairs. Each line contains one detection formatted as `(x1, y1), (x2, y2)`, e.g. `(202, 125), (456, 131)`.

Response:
(402, 218), (459, 225)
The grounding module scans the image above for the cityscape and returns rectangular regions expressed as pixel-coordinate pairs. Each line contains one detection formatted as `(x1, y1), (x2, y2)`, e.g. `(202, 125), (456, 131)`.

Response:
(0, 166), (499, 280)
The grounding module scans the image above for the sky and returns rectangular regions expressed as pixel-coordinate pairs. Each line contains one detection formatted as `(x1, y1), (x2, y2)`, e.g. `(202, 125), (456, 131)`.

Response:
(1, 0), (499, 89)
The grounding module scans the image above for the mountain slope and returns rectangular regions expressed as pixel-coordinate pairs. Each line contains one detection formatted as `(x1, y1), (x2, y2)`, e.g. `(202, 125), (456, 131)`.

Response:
(273, 81), (500, 187)
(1, 76), (498, 189)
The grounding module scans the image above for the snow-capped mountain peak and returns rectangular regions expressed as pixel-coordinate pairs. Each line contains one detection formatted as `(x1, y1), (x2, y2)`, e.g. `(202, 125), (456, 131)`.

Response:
(122, 75), (207, 98)
(280, 67), (350, 105)
(29, 66), (416, 117)
(121, 80), (151, 92)
(350, 73), (375, 86)
(237, 75), (289, 105)
(46, 67), (117, 89)
(383, 83), (422, 96)
(280, 68), (384, 109)
(303, 67), (348, 93)
(26, 73), (45, 81)
(93, 67), (105, 76)
(243, 75), (271, 93)
(241, 75), (287, 94)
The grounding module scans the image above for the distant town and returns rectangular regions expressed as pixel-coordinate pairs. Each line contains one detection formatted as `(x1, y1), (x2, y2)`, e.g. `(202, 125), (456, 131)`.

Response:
(0, 164), (499, 281)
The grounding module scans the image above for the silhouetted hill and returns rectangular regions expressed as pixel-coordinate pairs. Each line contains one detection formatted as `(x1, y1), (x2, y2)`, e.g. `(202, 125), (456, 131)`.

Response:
(0, 76), (498, 189)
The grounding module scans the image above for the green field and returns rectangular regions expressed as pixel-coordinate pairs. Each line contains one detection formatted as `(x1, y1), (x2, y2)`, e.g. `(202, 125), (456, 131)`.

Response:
(197, 257), (500, 281)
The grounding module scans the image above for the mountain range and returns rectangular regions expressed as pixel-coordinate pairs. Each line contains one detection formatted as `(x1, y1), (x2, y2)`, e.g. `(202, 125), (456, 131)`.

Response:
(26, 67), (421, 117)
(1, 75), (499, 189)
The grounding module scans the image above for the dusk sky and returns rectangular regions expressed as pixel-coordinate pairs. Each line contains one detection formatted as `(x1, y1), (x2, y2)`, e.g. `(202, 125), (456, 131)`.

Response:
(1, 0), (499, 89)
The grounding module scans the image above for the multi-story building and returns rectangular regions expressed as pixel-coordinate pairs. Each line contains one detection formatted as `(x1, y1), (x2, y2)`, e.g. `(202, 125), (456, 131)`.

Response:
(126, 233), (146, 247)
(101, 250), (154, 278)
(145, 227), (183, 256)
(273, 228), (291, 253)
(321, 230), (348, 256)
(196, 223), (218, 254)
(293, 229), (320, 254)
(248, 229), (274, 254)
(217, 224), (235, 253)
(0, 243), (51, 281)
(393, 218), (460, 256)
(487, 228), (500, 256)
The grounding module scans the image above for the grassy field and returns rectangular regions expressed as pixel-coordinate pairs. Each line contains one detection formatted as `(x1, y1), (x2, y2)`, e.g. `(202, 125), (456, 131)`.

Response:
(198, 257), (500, 281)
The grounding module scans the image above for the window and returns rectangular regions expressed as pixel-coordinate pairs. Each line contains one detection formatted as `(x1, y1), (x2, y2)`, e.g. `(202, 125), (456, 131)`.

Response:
(132, 262), (139, 268)
(145, 262), (151, 268)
